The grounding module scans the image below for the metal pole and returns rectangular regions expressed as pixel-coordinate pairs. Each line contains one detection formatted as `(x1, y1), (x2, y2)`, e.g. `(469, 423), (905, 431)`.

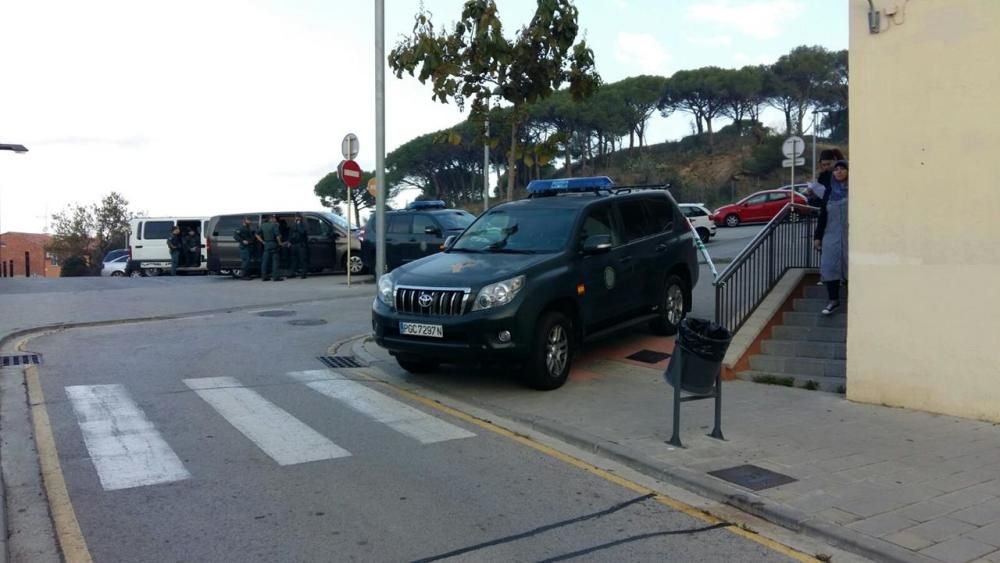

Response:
(346, 184), (352, 286)
(483, 119), (490, 213)
(811, 111), (817, 180)
(374, 0), (387, 280)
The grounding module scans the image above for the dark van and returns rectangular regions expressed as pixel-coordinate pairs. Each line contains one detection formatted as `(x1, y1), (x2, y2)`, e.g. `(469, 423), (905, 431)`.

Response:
(206, 211), (363, 278)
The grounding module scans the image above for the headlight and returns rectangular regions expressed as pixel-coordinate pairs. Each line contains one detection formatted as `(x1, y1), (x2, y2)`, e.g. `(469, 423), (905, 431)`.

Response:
(472, 275), (525, 311)
(377, 274), (394, 306)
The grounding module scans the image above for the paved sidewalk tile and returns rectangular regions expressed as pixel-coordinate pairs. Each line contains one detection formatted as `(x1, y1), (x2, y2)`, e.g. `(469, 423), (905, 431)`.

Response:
(885, 530), (935, 551)
(905, 518), (980, 544)
(952, 504), (1000, 527)
(920, 537), (996, 563)
(897, 501), (960, 523)
(847, 513), (919, 537)
(964, 522), (1000, 547)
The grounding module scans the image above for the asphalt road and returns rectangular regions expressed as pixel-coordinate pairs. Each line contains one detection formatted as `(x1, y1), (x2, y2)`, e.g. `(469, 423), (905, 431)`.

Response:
(18, 294), (793, 563)
(690, 224), (764, 319)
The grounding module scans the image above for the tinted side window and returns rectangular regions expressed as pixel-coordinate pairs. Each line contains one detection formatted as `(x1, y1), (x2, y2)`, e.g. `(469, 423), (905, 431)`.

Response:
(579, 206), (621, 246)
(682, 206), (707, 217)
(746, 194), (768, 205)
(412, 215), (439, 234)
(306, 217), (328, 236)
(617, 200), (654, 242)
(388, 215), (412, 234)
(214, 216), (244, 236)
(643, 198), (674, 233)
(144, 221), (174, 239)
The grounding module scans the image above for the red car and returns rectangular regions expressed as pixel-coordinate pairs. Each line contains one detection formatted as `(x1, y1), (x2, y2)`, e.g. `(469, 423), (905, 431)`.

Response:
(712, 190), (807, 227)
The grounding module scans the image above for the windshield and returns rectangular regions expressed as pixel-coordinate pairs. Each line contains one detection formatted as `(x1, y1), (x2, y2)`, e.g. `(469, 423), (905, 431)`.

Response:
(436, 211), (475, 230)
(322, 212), (358, 231)
(451, 207), (574, 253)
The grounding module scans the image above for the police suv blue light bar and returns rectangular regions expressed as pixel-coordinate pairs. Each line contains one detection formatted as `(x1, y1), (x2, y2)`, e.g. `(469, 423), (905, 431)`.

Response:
(407, 200), (447, 210)
(526, 176), (614, 194)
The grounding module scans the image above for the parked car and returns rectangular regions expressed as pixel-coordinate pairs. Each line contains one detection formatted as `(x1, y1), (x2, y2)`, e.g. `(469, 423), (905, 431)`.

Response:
(360, 201), (476, 272)
(711, 190), (808, 227)
(102, 248), (128, 263)
(678, 204), (716, 243)
(373, 176), (699, 391)
(101, 254), (129, 277)
(126, 217), (210, 276)
(206, 211), (363, 278)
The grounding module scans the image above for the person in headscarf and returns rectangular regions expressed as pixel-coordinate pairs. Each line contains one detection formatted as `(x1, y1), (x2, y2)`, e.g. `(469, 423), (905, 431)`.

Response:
(813, 160), (849, 315)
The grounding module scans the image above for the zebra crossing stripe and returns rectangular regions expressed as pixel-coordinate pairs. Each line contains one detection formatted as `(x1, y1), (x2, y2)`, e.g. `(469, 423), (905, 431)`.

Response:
(287, 369), (475, 444)
(184, 376), (351, 465)
(65, 384), (191, 491)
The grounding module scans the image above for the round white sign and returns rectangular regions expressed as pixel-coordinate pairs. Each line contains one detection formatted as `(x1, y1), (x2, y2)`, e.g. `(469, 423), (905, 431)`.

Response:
(341, 133), (359, 160)
(782, 136), (805, 159)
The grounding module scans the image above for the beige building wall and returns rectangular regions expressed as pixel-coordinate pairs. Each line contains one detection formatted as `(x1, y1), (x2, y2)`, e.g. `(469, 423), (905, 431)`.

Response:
(848, 1), (1000, 421)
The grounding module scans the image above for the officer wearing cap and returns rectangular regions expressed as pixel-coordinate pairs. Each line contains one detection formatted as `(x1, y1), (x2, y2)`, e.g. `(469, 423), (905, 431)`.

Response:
(288, 214), (309, 279)
(233, 216), (255, 279)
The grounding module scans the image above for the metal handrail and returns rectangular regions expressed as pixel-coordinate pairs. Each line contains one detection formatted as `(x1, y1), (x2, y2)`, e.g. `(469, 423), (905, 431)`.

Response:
(714, 202), (821, 332)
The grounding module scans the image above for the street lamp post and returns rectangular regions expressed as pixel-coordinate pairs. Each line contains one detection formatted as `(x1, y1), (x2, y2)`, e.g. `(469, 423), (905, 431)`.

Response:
(0, 144), (29, 278)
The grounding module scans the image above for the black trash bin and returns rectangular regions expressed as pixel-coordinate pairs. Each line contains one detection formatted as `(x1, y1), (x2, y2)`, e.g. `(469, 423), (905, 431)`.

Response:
(665, 318), (732, 395)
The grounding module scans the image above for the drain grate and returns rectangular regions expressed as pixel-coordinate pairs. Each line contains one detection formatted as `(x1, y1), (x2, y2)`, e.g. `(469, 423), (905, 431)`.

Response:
(626, 349), (672, 364)
(288, 319), (328, 326)
(318, 356), (365, 369)
(1, 354), (41, 367)
(255, 310), (296, 317)
(708, 464), (797, 491)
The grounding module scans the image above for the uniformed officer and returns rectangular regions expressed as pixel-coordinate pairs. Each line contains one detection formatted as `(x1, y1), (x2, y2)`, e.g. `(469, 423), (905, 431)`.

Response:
(166, 226), (182, 276)
(255, 214), (284, 281)
(183, 227), (200, 268)
(288, 214), (309, 279)
(233, 217), (255, 279)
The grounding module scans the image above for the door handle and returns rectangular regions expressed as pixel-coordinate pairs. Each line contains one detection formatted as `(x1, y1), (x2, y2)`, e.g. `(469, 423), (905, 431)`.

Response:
(135, 245), (143, 249)
(656, 244), (668, 252)
(409, 238), (417, 242)
(619, 256), (633, 263)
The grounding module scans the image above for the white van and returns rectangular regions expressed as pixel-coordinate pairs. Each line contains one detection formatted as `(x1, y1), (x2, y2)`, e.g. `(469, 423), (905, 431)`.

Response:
(127, 217), (210, 276)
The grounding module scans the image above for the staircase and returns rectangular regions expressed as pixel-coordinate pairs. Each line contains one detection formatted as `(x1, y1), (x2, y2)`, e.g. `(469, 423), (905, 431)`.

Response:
(737, 284), (848, 393)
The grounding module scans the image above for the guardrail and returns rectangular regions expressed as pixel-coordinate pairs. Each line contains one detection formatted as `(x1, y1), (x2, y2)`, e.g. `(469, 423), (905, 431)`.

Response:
(714, 203), (821, 332)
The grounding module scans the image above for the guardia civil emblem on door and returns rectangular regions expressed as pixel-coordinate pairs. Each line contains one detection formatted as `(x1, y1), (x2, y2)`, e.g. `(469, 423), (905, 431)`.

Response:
(604, 266), (616, 289)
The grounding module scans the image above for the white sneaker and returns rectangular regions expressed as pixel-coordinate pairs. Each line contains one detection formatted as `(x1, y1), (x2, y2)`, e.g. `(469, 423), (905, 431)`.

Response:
(821, 302), (840, 316)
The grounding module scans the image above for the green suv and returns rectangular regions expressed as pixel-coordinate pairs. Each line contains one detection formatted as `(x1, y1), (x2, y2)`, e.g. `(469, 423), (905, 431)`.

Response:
(372, 177), (699, 390)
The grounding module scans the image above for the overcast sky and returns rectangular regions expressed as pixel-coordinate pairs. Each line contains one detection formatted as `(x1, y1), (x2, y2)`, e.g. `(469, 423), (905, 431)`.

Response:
(0, 0), (846, 233)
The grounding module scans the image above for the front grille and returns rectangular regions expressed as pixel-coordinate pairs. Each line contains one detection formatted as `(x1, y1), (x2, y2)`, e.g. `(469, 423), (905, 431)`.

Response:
(395, 286), (470, 316)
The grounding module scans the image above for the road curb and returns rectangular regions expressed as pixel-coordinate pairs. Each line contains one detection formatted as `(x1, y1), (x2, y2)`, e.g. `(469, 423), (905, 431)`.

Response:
(354, 338), (933, 563)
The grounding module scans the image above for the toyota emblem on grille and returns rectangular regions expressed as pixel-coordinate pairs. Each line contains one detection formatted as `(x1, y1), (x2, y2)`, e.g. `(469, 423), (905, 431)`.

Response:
(418, 293), (434, 308)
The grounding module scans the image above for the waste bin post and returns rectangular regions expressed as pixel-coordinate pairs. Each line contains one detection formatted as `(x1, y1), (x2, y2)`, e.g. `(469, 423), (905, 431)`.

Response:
(709, 370), (724, 440)
(668, 368), (684, 448)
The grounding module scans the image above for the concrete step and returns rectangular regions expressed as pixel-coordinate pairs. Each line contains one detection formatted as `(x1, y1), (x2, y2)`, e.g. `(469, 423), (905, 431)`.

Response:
(737, 370), (847, 394)
(783, 311), (848, 328)
(749, 354), (846, 378)
(804, 285), (850, 299)
(771, 325), (848, 343)
(793, 298), (849, 313)
(761, 339), (847, 360)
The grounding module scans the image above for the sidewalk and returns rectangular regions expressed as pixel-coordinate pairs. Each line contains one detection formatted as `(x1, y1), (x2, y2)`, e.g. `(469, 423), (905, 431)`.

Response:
(359, 334), (1000, 563)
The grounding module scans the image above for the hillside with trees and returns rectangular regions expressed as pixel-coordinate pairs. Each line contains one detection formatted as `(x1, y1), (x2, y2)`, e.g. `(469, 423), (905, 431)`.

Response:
(316, 0), (847, 219)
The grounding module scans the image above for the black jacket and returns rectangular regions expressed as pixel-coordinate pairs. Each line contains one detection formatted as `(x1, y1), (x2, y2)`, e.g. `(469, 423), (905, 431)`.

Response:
(813, 170), (834, 242)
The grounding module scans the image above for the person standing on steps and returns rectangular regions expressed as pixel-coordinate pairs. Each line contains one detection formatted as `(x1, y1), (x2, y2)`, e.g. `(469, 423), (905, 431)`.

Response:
(814, 160), (849, 315)
(255, 215), (284, 282)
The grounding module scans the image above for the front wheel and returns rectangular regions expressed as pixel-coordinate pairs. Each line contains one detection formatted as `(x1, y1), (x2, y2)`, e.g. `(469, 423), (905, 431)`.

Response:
(111, 271), (124, 277)
(725, 214), (740, 228)
(396, 355), (438, 374)
(129, 270), (144, 278)
(650, 274), (688, 336)
(524, 311), (573, 391)
(696, 227), (710, 244)
(344, 253), (366, 275)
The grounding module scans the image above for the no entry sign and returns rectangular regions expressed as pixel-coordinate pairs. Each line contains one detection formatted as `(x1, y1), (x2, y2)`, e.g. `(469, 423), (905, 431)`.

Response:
(340, 159), (362, 188)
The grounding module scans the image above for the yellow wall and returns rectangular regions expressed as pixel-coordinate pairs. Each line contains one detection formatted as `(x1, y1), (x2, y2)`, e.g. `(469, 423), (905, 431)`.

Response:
(848, 1), (1000, 421)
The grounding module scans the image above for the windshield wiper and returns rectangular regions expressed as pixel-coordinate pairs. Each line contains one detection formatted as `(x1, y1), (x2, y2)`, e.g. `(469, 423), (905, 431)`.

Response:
(489, 248), (536, 254)
(448, 247), (485, 253)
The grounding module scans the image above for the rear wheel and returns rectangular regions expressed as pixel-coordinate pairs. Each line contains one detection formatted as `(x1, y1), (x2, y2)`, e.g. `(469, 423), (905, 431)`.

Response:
(343, 253), (366, 275)
(111, 271), (124, 277)
(650, 274), (688, 336)
(129, 270), (144, 278)
(396, 355), (438, 374)
(524, 311), (573, 391)
(725, 214), (740, 228)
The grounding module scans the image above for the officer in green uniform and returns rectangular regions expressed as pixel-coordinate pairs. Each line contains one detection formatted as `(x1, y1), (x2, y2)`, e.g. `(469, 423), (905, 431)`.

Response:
(182, 227), (200, 268)
(255, 214), (284, 281)
(166, 226), (182, 275)
(288, 214), (309, 279)
(233, 217), (255, 279)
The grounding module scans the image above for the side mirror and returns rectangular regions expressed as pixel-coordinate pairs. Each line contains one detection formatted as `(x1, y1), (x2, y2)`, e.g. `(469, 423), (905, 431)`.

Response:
(443, 235), (457, 250)
(582, 234), (613, 254)
(424, 226), (442, 236)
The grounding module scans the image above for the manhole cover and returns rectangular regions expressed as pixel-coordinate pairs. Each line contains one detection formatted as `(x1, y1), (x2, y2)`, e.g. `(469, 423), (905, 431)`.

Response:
(254, 310), (296, 317)
(708, 464), (797, 491)
(318, 356), (365, 369)
(627, 349), (671, 364)
(1, 354), (41, 367)
(288, 319), (328, 326)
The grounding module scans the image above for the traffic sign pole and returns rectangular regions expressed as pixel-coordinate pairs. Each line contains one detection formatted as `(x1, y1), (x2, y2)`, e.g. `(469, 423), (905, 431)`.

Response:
(375, 0), (387, 281)
(340, 158), (363, 286)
